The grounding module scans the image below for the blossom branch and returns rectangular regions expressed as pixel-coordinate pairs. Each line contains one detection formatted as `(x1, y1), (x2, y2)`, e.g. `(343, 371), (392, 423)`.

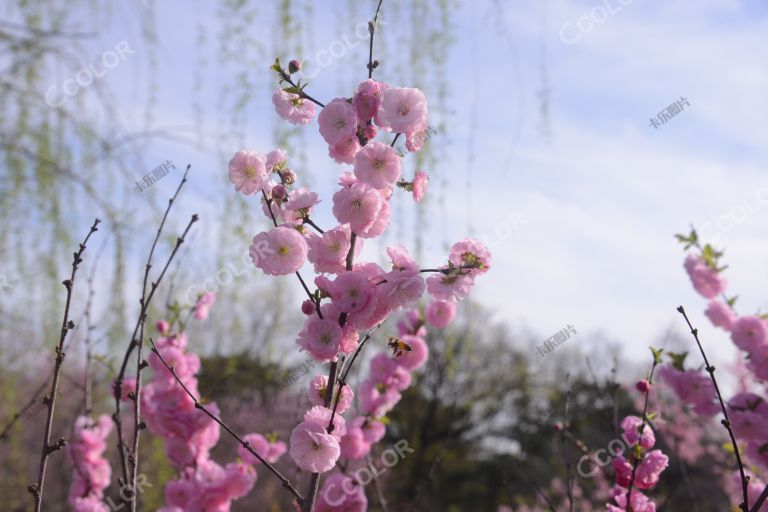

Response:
(559, 377), (574, 512)
(326, 324), (382, 434)
(28, 217), (100, 512)
(626, 352), (660, 509)
(677, 305), (750, 512)
(148, 338), (305, 506)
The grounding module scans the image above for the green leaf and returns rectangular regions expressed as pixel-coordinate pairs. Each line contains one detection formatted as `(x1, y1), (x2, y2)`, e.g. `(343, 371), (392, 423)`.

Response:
(650, 347), (664, 365)
(667, 351), (688, 371)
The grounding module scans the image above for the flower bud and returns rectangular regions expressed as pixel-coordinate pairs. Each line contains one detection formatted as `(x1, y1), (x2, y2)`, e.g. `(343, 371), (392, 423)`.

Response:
(636, 379), (651, 393)
(364, 124), (377, 141)
(272, 184), (287, 200)
(156, 320), (169, 334)
(288, 59), (302, 74)
(282, 169), (297, 185)
(301, 300), (315, 315)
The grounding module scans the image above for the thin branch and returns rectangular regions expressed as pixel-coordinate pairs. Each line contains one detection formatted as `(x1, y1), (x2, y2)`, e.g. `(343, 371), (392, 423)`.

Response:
(367, 0), (385, 79)
(113, 166), (194, 500)
(148, 338), (305, 506)
(28, 218), (100, 512)
(677, 305), (750, 512)
(0, 376), (51, 441)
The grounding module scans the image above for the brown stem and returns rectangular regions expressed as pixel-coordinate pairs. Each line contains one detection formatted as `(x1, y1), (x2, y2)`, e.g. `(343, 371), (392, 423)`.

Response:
(677, 305), (750, 512)
(367, 0), (384, 79)
(148, 339), (305, 506)
(28, 218), (100, 512)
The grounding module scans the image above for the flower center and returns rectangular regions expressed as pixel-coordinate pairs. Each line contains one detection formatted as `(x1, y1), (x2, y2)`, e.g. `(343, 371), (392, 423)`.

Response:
(279, 245), (290, 256)
(335, 118), (346, 129)
(351, 199), (362, 210)
(243, 166), (257, 179)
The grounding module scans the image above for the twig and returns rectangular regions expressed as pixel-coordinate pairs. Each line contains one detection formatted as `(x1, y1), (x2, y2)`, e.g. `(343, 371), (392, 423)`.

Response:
(28, 218), (100, 512)
(113, 166), (194, 502)
(148, 338), (305, 506)
(677, 305), (750, 512)
(367, 0), (384, 79)
(514, 458), (556, 512)
(0, 376), (51, 441)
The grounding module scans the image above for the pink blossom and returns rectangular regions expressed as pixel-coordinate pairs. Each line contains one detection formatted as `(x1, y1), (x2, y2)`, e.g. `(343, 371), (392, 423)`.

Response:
(683, 254), (727, 299)
(731, 316), (768, 353)
(289, 420), (341, 473)
(378, 87), (428, 133)
(397, 308), (426, 336)
(329, 137), (361, 164)
(304, 405), (347, 442)
(272, 88), (316, 125)
(426, 270), (475, 302)
(611, 455), (633, 488)
(332, 182), (384, 234)
(386, 245), (418, 271)
(307, 225), (360, 274)
(729, 392), (768, 442)
(412, 170), (429, 202)
(634, 450), (669, 489)
(607, 486), (656, 512)
(379, 269), (425, 311)
(250, 226), (308, 276)
(351, 416), (386, 444)
(296, 316), (344, 362)
(353, 142), (401, 190)
(283, 187), (320, 214)
(67, 415), (113, 510)
(339, 427), (371, 460)
(353, 79), (384, 122)
(332, 270), (377, 315)
(316, 472), (368, 512)
(228, 151), (268, 195)
(405, 123), (430, 152)
(705, 300), (736, 330)
(747, 441), (768, 472)
(307, 376), (354, 413)
(357, 197), (390, 239)
(426, 300), (456, 328)
(620, 416), (655, 449)
(388, 364), (413, 391)
(657, 365), (719, 416)
(266, 149), (288, 171)
(318, 98), (359, 145)
(369, 353), (398, 383)
(194, 292), (216, 320)
(450, 239), (491, 275)
(358, 378), (402, 416)
(339, 325), (360, 354)
(238, 433), (271, 465)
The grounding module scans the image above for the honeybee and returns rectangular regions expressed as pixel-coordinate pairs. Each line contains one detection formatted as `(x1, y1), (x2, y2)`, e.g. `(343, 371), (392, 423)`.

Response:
(387, 337), (412, 358)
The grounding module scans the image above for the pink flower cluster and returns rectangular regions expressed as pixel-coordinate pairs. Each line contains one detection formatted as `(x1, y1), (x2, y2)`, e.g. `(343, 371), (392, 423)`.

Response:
(67, 415), (113, 512)
(679, 236), (768, 503)
(607, 415), (668, 511)
(142, 317), (261, 510)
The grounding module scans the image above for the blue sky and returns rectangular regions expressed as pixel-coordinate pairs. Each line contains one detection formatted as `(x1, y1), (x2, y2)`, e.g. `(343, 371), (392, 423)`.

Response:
(37, 0), (768, 368)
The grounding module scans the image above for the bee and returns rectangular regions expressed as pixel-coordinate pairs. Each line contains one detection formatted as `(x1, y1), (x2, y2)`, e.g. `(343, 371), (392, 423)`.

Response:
(387, 337), (412, 358)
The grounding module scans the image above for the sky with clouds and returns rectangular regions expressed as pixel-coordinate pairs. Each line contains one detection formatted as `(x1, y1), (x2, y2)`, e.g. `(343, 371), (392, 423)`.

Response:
(36, 0), (768, 368)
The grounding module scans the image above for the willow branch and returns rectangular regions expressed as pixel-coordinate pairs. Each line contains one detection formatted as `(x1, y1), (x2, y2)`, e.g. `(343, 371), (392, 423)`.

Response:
(28, 218), (100, 512)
